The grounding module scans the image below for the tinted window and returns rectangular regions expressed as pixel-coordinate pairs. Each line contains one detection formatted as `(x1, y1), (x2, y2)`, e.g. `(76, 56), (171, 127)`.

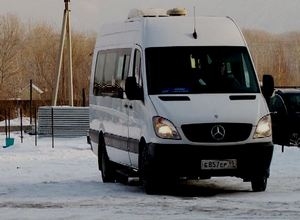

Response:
(286, 93), (300, 112)
(269, 94), (287, 114)
(145, 46), (259, 94)
(93, 49), (131, 97)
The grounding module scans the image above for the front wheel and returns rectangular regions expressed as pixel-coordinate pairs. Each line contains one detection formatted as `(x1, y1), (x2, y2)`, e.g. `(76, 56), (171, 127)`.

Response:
(251, 177), (267, 192)
(139, 143), (160, 194)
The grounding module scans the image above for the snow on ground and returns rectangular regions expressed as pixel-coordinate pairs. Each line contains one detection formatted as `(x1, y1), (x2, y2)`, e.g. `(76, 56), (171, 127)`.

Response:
(0, 117), (31, 126)
(0, 130), (300, 220)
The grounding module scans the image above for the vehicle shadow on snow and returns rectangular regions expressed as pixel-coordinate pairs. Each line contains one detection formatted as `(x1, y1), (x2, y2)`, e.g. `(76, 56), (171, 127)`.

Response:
(126, 178), (251, 197)
(166, 180), (250, 197)
(8, 178), (250, 199)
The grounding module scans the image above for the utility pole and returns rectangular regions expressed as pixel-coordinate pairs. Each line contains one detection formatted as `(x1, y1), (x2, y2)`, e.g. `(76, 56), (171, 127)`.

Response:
(52, 0), (74, 106)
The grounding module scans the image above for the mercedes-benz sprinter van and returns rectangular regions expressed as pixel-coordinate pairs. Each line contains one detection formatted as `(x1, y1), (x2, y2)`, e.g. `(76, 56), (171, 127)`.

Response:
(88, 8), (274, 194)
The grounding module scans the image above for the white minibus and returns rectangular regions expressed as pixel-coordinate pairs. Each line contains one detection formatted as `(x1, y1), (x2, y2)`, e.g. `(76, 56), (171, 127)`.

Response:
(88, 8), (274, 194)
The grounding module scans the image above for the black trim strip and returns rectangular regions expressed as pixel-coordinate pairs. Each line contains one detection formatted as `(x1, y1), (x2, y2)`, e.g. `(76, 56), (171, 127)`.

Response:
(229, 95), (256, 100)
(104, 133), (139, 154)
(104, 133), (128, 151)
(159, 96), (190, 101)
(128, 138), (139, 154)
(89, 129), (139, 154)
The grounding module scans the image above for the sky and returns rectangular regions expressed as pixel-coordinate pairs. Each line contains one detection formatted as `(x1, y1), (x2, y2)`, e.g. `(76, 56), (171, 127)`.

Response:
(0, 0), (300, 34)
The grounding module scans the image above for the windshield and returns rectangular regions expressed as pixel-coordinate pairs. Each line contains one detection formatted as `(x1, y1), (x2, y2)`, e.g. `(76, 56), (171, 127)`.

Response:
(146, 47), (259, 94)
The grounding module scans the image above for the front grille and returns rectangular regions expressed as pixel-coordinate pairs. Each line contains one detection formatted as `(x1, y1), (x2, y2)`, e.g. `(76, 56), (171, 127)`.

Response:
(181, 123), (252, 142)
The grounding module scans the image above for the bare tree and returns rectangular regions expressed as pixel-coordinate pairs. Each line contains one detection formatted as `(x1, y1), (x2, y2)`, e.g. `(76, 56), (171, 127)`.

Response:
(281, 32), (300, 84)
(3, 15), (300, 104)
(21, 23), (59, 100)
(20, 24), (95, 104)
(244, 29), (293, 86)
(0, 14), (23, 89)
(71, 31), (95, 103)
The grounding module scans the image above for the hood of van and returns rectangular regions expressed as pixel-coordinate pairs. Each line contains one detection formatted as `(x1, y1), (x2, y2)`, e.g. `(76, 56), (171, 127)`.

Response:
(149, 94), (269, 127)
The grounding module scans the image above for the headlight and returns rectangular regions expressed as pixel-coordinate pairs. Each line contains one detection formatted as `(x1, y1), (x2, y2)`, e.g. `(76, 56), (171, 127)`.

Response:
(253, 115), (272, 139)
(153, 116), (181, 139)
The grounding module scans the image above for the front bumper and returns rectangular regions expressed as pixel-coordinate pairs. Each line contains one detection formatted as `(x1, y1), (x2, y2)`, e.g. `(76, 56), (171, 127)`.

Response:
(146, 142), (274, 180)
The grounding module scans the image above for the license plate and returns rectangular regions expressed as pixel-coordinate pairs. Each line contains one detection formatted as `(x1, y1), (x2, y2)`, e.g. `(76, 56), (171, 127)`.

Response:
(201, 159), (237, 170)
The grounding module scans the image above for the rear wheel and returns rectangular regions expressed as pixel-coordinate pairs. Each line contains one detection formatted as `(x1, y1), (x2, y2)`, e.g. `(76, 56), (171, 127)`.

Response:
(99, 138), (116, 183)
(251, 177), (267, 192)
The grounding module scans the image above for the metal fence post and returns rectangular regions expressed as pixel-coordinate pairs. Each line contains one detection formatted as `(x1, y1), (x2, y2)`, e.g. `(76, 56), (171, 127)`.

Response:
(51, 107), (54, 148)
(35, 107), (37, 146)
(20, 108), (23, 143)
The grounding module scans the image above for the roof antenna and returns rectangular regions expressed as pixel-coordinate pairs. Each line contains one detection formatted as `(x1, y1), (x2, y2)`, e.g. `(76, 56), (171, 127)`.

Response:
(193, 6), (198, 39)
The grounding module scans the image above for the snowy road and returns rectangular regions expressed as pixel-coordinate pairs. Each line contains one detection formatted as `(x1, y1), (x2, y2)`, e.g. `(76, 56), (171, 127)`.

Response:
(0, 133), (299, 220)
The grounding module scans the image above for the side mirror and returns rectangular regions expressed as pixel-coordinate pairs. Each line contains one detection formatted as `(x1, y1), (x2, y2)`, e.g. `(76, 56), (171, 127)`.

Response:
(262, 74), (274, 98)
(125, 76), (143, 100)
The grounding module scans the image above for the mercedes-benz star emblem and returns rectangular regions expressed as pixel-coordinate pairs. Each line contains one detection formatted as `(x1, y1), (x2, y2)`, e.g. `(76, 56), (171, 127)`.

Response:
(211, 125), (226, 141)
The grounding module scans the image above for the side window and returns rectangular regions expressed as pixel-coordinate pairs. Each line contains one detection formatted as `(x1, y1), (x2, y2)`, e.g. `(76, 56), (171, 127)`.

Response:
(93, 52), (106, 96)
(269, 94), (287, 115)
(133, 49), (142, 86)
(104, 52), (117, 85)
(93, 48), (131, 98)
(117, 51), (131, 91)
(287, 94), (300, 112)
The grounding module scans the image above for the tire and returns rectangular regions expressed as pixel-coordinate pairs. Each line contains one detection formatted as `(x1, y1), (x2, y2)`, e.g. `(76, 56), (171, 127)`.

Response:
(100, 140), (116, 183)
(251, 177), (267, 192)
(139, 143), (159, 194)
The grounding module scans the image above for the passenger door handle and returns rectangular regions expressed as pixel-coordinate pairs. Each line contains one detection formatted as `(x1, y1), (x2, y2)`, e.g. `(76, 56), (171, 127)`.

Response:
(124, 104), (133, 109)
